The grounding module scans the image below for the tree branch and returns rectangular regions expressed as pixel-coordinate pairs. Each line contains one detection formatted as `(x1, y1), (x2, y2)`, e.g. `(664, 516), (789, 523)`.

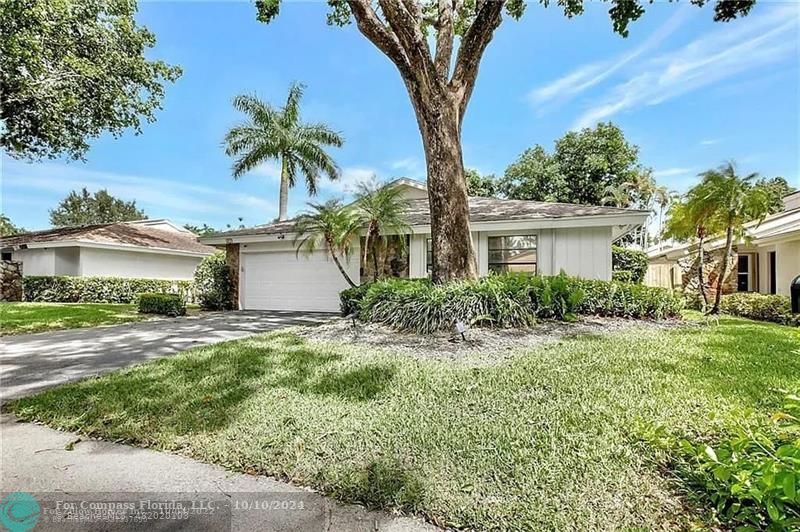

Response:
(434, 0), (455, 80)
(449, 0), (504, 122)
(345, 0), (413, 79)
(378, 0), (438, 88)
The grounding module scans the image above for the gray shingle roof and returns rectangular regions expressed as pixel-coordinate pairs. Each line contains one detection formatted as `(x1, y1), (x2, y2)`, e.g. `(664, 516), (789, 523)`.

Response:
(1, 222), (216, 254)
(203, 197), (647, 240)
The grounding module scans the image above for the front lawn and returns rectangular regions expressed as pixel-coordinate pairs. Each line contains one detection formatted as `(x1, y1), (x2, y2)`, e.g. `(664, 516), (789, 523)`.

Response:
(8, 315), (800, 529)
(0, 302), (147, 335)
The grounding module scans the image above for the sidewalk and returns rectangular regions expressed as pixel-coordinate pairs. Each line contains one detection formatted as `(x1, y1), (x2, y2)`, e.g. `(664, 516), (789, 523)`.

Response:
(0, 415), (437, 531)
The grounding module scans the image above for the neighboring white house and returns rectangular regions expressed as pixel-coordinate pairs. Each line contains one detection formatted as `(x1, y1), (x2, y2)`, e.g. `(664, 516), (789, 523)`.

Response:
(200, 179), (650, 312)
(646, 190), (800, 296)
(0, 219), (215, 280)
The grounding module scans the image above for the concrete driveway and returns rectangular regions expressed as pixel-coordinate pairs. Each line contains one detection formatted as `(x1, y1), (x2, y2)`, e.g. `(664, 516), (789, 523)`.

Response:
(0, 311), (333, 400)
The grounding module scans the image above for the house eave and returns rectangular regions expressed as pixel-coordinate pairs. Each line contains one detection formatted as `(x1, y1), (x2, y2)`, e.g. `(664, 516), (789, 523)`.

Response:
(10, 240), (213, 258)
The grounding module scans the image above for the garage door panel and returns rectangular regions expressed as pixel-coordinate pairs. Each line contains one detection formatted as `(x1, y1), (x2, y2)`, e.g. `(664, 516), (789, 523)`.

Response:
(242, 250), (357, 312)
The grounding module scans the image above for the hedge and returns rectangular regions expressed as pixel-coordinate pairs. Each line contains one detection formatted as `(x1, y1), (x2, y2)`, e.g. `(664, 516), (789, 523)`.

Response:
(23, 276), (195, 304)
(719, 292), (798, 326)
(611, 245), (648, 284)
(194, 252), (233, 310)
(344, 273), (684, 334)
(138, 293), (186, 316)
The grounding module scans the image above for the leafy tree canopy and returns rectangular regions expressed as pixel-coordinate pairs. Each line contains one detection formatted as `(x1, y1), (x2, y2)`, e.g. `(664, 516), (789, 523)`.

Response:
(49, 188), (147, 227)
(465, 168), (498, 197)
(0, 0), (181, 160)
(184, 224), (219, 237)
(757, 176), (796, 213)
(500, 123), (650, 206)
(0, 214), (25, 236)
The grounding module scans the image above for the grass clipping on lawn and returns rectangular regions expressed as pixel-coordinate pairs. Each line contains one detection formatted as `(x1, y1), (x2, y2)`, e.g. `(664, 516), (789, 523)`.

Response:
(8, 316), (800, 530)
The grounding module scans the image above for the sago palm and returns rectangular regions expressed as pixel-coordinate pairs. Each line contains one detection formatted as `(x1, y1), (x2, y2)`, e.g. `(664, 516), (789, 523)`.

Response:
(294, 200), (362, 288)
(224, 83), (344, 221)
(695, 162), (772, 314)
(354, 180), (412, 282)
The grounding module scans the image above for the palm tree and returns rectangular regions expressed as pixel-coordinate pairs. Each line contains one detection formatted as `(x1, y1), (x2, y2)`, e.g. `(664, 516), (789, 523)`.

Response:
(294, 200), (362, 287)
(664, 196), (722, 310)
(224, 83), (344, 221)
(354, 180), (412, 282)
(601, 183), (633, 208)
(695, 162), (772, 314)
(652, 185), (672, 244)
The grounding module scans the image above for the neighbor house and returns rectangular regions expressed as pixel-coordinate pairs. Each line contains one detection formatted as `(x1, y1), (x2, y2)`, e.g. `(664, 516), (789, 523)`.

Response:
(0, 219), (215, 280)
(200, 179), (650, 312)
(646, 190), (800, 296)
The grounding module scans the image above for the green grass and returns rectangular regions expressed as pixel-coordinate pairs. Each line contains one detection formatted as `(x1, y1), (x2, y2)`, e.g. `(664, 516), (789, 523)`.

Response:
(7, 315), (800, 529)
(0, 302), (148, 335)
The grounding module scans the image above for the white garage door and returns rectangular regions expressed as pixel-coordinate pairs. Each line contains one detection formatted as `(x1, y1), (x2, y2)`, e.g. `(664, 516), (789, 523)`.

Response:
(242, 250), (357, 312)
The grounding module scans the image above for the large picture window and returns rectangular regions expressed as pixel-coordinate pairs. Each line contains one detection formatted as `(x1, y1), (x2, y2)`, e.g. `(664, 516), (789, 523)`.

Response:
(488, 235), (537, 274)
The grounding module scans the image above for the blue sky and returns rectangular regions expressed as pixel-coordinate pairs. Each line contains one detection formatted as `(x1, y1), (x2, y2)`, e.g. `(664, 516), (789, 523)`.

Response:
(2, 1), (799, 230)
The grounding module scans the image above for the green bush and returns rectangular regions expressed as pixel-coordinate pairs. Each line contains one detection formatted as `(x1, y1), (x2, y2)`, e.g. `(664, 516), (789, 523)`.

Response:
(353, 273), (682, 333)
(339, 283), (371, 316)
(137, 293), (186, 316)
(612, 245), (648, 284)
(194, 251), (233, 310)
(720, 292), (798, 326)
(23, 276), (194, 304)
(641, 391), (800, 529)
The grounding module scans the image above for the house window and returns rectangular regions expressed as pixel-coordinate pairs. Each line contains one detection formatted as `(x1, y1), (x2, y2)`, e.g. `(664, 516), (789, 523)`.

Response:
(426, 238), (432, 273)
(737, 254), (751, 292)
(1, 252), (11, 261)
(488, 235), (537, 274)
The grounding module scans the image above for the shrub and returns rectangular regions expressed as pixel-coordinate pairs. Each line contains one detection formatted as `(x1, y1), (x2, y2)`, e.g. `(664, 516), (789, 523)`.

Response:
(194, 251), (233, 310)
(137, 293), (186, 316)
(611, 245), (648, 284)
(641, 391), (800, 529)
(353, 273), (682, 333)
(576, 279), (685, 320)
(339, 283), (371, 316)
(720, 292), (798, 326)
(23, 276), (194, 304)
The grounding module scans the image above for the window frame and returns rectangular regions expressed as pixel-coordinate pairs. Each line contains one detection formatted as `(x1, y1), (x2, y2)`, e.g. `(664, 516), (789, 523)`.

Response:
(487, 233), (538, 274)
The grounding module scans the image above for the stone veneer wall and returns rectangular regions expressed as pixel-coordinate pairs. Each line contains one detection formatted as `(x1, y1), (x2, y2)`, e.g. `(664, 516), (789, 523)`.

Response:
(677, 248), (738, 296)
(1, 260), (23, 301)
(225, 243), (240, 309)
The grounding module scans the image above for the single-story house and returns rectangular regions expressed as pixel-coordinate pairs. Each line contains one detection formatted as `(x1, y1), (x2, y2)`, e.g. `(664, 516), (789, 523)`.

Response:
(200, 179), (650, 312)
(646, 190), (800, 296)
(0, 219), (215, 280)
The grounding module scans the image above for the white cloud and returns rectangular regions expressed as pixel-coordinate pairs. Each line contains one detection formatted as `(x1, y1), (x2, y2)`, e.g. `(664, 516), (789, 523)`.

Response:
(528, 5), (691, 109)
(1, 158), (276, 228)
(321, 166), (377, 194)
(699, 138), (722, 146)
(389, 157), (424, 178)
(653, 167), (696, 179)
(571, 4), (799, 129)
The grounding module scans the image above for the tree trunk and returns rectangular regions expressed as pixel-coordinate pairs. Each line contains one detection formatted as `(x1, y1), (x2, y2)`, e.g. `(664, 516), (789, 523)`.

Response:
(326, 237), (357, 288)
(415, 92), (477, 283)
(697, 230), (708, 309)
(278, 156), (289, 221)
(711, 224), (735, 314)
(372, 238), (380, 282)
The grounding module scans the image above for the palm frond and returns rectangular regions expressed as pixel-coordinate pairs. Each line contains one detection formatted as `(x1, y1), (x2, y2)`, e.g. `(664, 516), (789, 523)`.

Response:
(297, 123), (344, 148)
(282, 82), (305, 127)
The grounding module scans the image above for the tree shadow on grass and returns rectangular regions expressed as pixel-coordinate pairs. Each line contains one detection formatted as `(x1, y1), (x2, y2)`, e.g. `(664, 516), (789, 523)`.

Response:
(9, 333), (396, 441)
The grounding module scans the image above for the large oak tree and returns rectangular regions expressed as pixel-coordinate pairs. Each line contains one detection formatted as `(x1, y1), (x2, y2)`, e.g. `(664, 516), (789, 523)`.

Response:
(254, 0), (755, 282)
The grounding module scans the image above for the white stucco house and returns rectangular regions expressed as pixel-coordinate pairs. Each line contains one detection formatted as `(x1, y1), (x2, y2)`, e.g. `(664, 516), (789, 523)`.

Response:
(646, 190), (800, 296)
(200, 179), (650, 312)
(0, 219), (215, 280)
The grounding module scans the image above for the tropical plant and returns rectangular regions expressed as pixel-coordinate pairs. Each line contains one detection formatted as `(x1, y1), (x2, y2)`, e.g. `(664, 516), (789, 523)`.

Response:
(194, 252), (233, 310)
(664, 189), (725, 310)
(601, 183), (633, 208)
(695, 163), (772, 314)
(354, 181), (412, 282)
(223, 83), (344, 221)
(651, 185), (672, 242)
(294, 200), (362, 287)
